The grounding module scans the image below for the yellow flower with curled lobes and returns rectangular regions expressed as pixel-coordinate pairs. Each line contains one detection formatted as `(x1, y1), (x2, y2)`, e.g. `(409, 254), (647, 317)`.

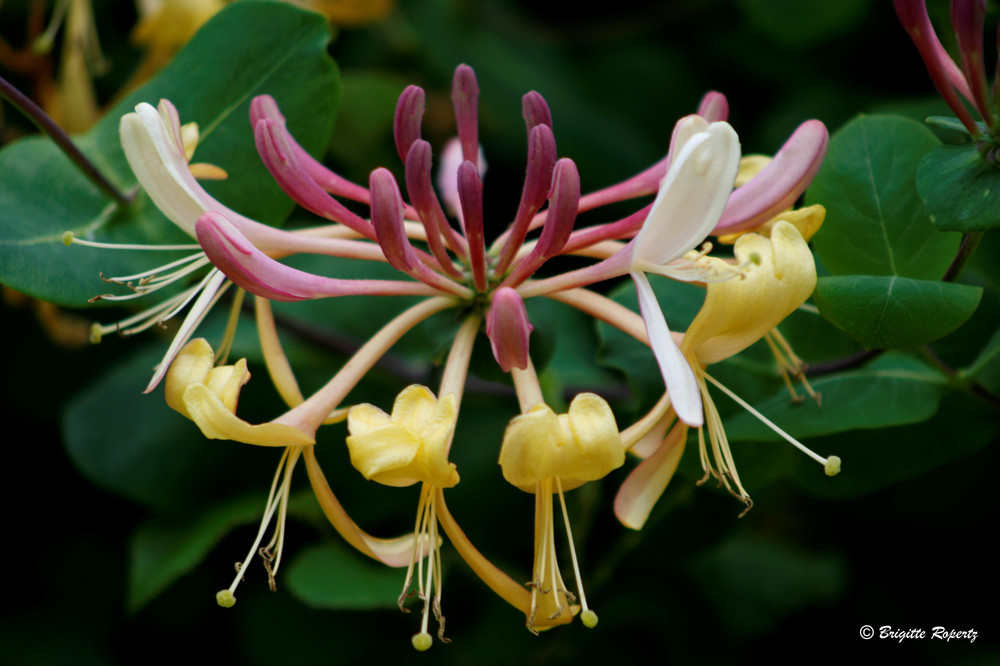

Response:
(164, 337), (315, 607)
(346, 385), (459, 651)
(165, 338), (314, 447)
(346, 385), (459, 489)
(615, 221), (840, 529)
(499, 393), (625, 633)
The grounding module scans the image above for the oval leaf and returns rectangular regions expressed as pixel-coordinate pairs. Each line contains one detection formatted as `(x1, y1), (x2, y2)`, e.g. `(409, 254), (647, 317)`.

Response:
(0, 1), (339, 305)
(286, 544), (403, 610)
(813, 275), (982, 349)
(807, 114), (960, 279)
(724, 354), (945, 442)
(916, 142), (1000, 232)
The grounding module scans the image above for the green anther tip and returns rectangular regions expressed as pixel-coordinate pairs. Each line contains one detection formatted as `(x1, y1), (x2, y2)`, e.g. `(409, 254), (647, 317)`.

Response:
(61, 231), (74, 246)
(824, 455), (841, 477)
(581, 610), (599, 628)
(216, 590), (236, 608)
(411, 632), (433, 652)
(89, 323), (103, 345)
(749, 251), (762, 265)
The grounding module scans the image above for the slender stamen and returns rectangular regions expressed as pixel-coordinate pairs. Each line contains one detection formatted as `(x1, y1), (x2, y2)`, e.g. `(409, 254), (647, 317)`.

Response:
(555, 478), (598, 628)
(92, 255), (212, 300)
(764, 329), (820, 405)
(701, 370), (840, 476)
(216, 447), (298, 607)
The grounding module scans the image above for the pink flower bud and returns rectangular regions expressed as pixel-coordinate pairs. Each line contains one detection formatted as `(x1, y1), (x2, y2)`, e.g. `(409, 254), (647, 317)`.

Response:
(486, 287), (533, 372)
(522, 91), (553, 130)
(370, 168), (417, 272)
(394, 85), (425, 164)
(452, 64), (480, 164)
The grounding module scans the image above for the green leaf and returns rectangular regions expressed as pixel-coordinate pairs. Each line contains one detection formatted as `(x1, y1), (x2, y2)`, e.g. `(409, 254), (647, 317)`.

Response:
(788, 393), (999, 498)
(963, 324), (1000, 391)
(128, 495), (263, 612)
(0, 1), (339, 305)
(916, 142), (1000, 232)
(813, 275), (982, 349)
(285, 543), (403, 610)
(724, 353), (945, 442)
(807, 114), (961, 279)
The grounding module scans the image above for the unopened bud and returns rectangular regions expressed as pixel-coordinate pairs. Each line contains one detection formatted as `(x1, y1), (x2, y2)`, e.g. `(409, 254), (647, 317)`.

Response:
(394, 85), (425, 163)
(486, 287), (533, 372)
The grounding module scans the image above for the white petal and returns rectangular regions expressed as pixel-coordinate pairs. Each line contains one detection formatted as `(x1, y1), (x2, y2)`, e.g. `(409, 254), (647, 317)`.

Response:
(632, 121), (741, 267)
(120, 103), (210, 236)
(632, 271), (703, 427)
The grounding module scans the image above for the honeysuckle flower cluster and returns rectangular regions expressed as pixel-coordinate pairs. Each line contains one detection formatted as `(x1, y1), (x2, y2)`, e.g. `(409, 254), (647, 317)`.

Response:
(82, 63), (842, 649)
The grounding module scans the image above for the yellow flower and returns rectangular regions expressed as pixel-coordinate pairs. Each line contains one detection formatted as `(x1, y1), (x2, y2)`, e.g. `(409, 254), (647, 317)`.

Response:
(616, 221), (838, 528)
(500, 393), (624, 491)
(499, 393), (624, 633)
(346, 385), (459, 489)
(165, 338), (314, 446)
(683, 220), (817, 365)
(346, 385), (460, 651)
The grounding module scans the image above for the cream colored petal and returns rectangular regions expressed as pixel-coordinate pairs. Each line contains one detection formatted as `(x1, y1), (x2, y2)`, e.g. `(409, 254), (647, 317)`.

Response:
(305, 447), (432, 568)
(632, 121), (741, 267)
(683, 220), (816, 365)
(632, 271), (703, 427)
(614, 422), (688, 530)
(164, 337), (215, 417)
(183, 383), (314, 446)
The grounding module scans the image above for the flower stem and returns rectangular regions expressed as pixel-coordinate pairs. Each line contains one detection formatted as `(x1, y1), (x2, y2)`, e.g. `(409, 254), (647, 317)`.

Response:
(0, 74), (131, 206)
(941, 231), (984, 283)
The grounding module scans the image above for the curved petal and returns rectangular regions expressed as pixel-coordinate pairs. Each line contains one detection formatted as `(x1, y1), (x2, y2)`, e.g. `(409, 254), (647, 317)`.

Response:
(632, 271), (703, 427)
(614, 422), (688, 530)
(183, 383), (315, 446)
(195, 212), (438, 301)
(632, 121), (741, 267)
(683, 221), (817, 364)
(715, 120), (829, 234)
(120, 101), (265, 237)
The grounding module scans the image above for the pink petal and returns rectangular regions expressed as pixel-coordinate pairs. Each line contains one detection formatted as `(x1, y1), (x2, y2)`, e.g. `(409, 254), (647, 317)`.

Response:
(195, 212), (437, 301)
(715, 120), (829, 234)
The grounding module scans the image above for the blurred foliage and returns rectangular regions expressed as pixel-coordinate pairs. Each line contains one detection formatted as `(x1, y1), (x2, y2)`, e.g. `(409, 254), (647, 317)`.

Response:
(2, 0), (998, 664)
